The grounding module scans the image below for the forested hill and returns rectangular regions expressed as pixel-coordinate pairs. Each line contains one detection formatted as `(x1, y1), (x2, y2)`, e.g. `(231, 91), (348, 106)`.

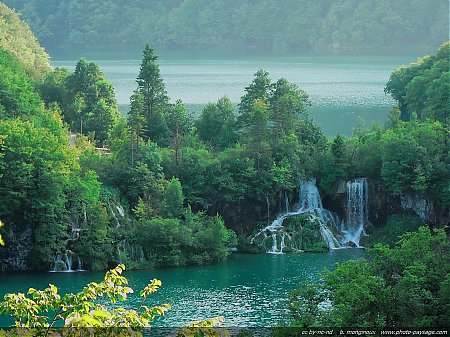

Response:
(0, 3), (50, 79)
(3, 0), (448, 57)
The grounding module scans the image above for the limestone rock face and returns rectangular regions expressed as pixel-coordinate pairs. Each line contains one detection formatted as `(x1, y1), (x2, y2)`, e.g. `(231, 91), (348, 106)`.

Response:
(0, 227), (32, 271)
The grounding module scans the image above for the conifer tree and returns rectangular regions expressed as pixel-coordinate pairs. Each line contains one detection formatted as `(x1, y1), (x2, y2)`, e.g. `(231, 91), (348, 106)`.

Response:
(136, 44), (169, 143)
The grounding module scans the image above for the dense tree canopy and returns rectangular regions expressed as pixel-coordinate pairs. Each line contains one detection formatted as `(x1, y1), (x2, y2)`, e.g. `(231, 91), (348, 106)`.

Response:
(3, 0), (447, 56)
(0, 3), (50, 79)
(39, 58), (121, 145)
(385, 42), (449, 123)
(287, 227), (450, 328)
(0, 48), (43, 118)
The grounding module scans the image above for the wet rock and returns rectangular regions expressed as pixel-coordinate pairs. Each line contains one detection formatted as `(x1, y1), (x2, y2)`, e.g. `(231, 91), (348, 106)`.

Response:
(0, 227), (32, 271)
(347, 241), (357, 248)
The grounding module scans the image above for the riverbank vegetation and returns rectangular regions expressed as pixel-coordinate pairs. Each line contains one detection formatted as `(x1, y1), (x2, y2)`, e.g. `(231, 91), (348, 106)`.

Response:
(0, 1), (448, 332)
(286, 227), (450, 328)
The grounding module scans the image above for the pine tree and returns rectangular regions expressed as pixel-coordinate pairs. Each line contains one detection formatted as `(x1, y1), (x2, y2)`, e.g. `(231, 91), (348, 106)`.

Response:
(136, 44), (169, 142)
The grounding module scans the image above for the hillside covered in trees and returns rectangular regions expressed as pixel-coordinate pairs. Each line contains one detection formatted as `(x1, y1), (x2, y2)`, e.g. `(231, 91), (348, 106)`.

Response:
(0, 3), (50, 79)
(3, 0), (448, 56)
(0, 1), (448, 273)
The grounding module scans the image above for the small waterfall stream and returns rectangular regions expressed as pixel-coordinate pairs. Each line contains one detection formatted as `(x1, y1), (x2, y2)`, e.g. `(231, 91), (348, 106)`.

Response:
(51, 252), (74, 272)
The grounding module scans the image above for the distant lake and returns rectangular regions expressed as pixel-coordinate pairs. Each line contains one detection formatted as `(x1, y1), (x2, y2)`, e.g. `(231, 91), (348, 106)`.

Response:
(53, 56), (416, 135)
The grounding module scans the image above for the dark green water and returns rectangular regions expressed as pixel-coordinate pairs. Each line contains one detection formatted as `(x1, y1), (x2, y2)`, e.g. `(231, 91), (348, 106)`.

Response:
(0, 250), (367, 327)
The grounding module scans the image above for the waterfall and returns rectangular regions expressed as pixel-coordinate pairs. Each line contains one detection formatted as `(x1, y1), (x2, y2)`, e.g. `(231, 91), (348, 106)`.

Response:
(280, 234), (286, 253)
(342, 178), (368, 247)
(270, 234), (277, 253)
(298, 179), (342, 249)
(77, 257), (85, 271)
(252, 179), (342, 253)
(284, 192), (290, 213)
(251, 177), (371, 253)
(109, 204), (120, 227)
(299, 179), (323, 211)
(66, 254), (72, 271)
(116, 204), (125, 217)
(50, 252), (85, 272)
(51, 252), (74, 272)
(318, 222), (340, 249)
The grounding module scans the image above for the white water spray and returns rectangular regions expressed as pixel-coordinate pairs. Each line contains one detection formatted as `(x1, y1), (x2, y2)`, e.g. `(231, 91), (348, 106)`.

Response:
(342, 178), (369, 247)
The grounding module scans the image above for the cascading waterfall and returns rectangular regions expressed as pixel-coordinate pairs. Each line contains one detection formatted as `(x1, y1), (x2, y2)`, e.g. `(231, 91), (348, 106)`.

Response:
(342, 178), (369, 247)
(51, 252), (75, 272)
(271, 234), (278, 253)
(252, 179), (343, 253)
(50, 214), (87, 272)
(116, 204), (125, 217)
(117, 239), (147, 263)
(252, 177), (370, 253)
(299, 179), (323, 211)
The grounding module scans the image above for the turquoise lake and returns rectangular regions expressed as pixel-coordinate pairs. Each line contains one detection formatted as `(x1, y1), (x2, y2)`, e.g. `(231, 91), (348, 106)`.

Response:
(0, 250), (367, 327)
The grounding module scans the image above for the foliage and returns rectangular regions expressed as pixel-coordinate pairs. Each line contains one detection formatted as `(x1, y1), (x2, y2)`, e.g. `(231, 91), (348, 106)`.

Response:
(316, 44), (449, 209)
(385, 42), (449, 123)
(196, 96), (238, 151)
(287, 227), (450, 328)
(364, 215), (423, 247)
(0, 48), (43, 119)
(0, 51), (117, 271)
(4, 1), (447, 55)
(283, 215), (329, 253)
(136, 44), (170, 143)
(0, 3), (50, 80)
(1, 26), (448, 274)
(164, 177), (184, 218)
(0, 117), (72, 266)
(0, 264), (170, 336)
(134, 208), (236, 267)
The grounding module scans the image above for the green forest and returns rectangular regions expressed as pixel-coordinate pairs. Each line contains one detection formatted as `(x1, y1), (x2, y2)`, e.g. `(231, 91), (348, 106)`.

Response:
(0, 0), (449, 271)
(3, 0), (448, 56)
(0, 1), (449, 332)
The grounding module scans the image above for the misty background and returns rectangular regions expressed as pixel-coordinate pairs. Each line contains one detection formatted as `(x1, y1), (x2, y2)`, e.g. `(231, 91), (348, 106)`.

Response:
(3, 0), (448, 59)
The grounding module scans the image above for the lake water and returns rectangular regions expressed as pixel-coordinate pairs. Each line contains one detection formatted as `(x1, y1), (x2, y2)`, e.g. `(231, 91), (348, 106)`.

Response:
(53, 56), (416, 135)
(0, 250), (367, 327)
